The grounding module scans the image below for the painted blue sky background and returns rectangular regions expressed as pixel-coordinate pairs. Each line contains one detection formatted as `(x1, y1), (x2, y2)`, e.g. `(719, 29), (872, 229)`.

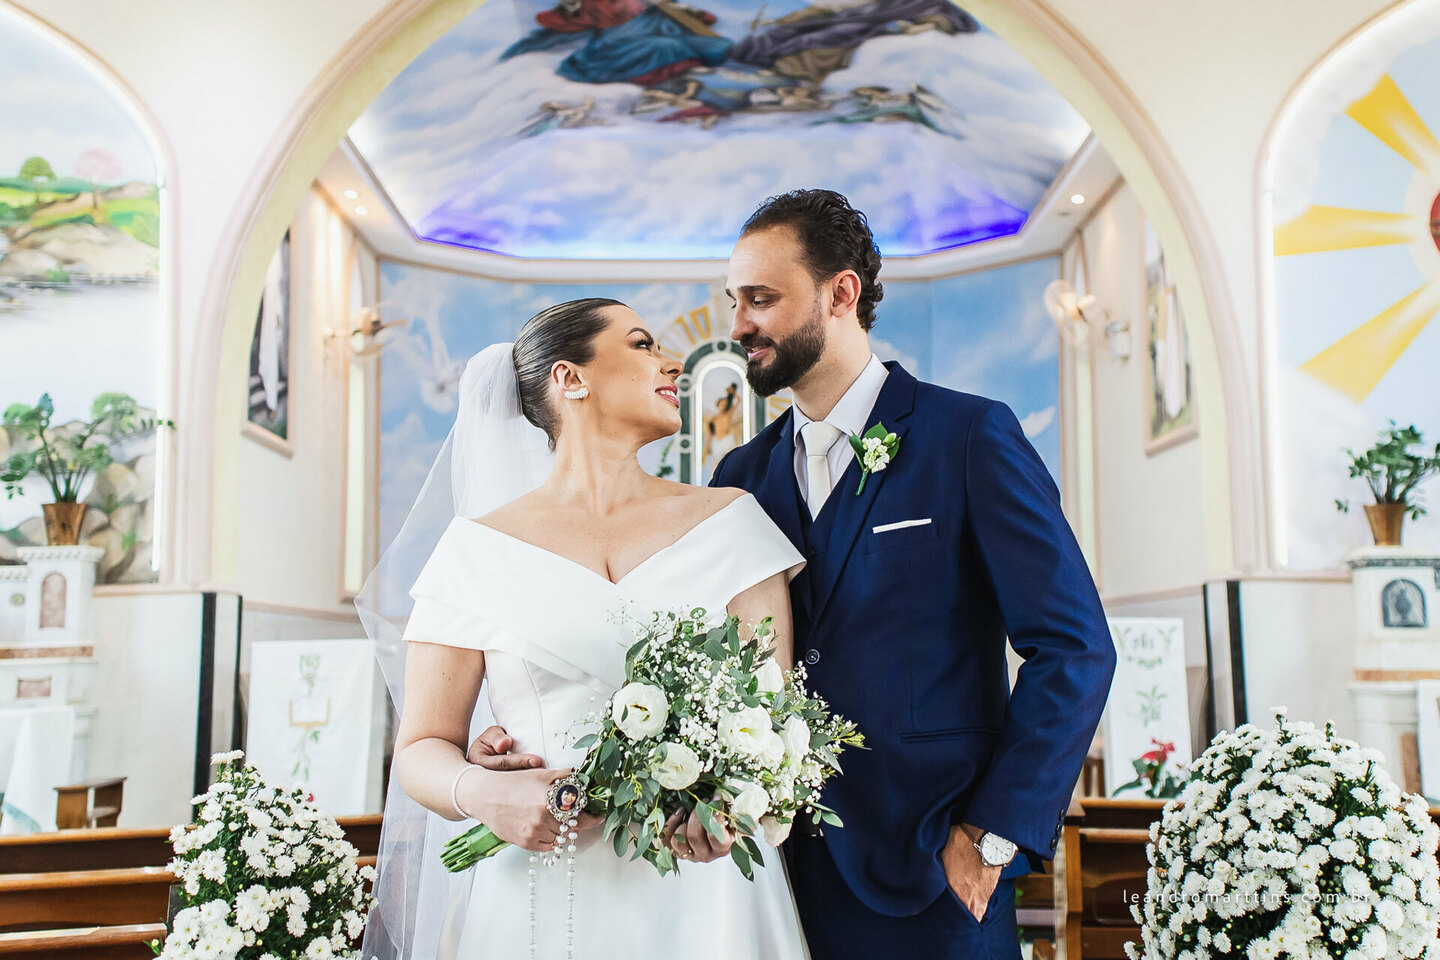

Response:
(350, 0), (1089, 258)
(0, 9), (156, 185)
(377, 256), (1059, 547)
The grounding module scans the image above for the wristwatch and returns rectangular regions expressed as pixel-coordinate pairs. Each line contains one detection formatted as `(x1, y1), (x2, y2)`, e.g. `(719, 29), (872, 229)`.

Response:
(972, 829), (1017, 867)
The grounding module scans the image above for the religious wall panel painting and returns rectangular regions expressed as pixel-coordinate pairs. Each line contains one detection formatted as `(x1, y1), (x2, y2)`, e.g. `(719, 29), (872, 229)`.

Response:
(1270, 11), (1440, 567)
(1142, 218), (1195, 454)
(1102, 617), (1193, 800)
(0, 8), (164, 583)
(349, 0), (1090, 259)
(245, 227), (292, 451)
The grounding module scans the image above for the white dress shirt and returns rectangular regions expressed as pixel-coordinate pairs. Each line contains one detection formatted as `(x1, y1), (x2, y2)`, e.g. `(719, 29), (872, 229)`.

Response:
(791, 353), (889, 502)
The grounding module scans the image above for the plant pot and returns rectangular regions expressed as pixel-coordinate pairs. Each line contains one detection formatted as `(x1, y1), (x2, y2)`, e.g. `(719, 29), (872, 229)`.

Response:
(1364, 503), (1407, 546)
(41, 501), (87, 545)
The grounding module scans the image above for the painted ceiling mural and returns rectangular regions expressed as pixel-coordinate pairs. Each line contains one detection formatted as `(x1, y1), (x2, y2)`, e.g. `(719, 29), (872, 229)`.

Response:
(350, 0), (1090, 258)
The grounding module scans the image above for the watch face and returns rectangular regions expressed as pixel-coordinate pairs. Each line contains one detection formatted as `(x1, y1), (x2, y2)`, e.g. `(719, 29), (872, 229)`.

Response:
(982, 833), (1016, 865)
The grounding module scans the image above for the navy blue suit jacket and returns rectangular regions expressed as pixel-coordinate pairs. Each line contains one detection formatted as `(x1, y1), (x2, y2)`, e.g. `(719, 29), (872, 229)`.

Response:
(710, 361), (1116, 916)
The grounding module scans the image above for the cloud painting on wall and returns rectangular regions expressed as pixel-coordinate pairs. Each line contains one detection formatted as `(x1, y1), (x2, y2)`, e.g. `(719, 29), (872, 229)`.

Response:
(1270, 12), (1440, 568)
(350, 0), (1089, 258)
(0, 9), (163, 582)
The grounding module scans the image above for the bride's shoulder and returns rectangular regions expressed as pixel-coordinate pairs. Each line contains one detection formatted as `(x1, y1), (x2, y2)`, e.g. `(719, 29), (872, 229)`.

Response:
(652, 479), (750, 516)
(468, 490), (547, 534)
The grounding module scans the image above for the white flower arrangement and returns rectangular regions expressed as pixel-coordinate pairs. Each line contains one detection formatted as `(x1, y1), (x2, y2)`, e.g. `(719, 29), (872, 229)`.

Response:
(1126, 710), (1440, 960)
(151, 751), (375, 960)
(442, 608), (864, 878)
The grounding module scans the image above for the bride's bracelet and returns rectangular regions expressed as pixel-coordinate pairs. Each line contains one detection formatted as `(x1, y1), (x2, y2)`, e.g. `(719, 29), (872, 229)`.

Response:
(451, 763), (481, 820)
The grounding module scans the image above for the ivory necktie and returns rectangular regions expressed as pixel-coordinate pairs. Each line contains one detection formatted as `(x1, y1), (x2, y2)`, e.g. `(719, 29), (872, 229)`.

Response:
(800, 420), (845, 518)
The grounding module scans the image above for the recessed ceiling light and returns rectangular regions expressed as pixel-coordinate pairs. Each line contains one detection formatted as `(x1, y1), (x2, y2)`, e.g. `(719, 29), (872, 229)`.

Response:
(1070, 193), (1086, 205)
(343, 189), (359, 200)
(354, 205), (368, 216)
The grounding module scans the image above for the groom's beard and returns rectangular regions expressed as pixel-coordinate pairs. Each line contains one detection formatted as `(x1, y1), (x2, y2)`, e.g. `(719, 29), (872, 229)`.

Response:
(741, 299), (826, 397)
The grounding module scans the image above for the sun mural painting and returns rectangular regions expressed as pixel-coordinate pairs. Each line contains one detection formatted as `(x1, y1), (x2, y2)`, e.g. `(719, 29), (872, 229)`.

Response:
(1269, 22), (1440, 567)
(1274, 72), (1440, 404)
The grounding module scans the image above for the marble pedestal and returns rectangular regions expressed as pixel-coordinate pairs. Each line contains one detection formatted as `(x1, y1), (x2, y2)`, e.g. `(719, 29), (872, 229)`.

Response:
(1345, 546), (1440, 775)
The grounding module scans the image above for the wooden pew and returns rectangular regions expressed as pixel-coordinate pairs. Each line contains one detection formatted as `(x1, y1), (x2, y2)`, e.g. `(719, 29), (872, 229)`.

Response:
(0, 868), (174, 932)
(0, 814), (382, 874)
(0, 815), (381, 937)
(0, 923), (167, 960)
(0, 857), (375, 934)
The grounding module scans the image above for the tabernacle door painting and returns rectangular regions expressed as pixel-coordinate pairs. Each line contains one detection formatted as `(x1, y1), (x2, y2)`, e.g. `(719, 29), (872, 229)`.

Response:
(687, 349), (754, 486)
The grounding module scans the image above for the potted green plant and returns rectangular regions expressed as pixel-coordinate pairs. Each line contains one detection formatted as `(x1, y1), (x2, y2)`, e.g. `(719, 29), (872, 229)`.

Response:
(1, 392), (173, 546)
(1334, 420), (1440, 546)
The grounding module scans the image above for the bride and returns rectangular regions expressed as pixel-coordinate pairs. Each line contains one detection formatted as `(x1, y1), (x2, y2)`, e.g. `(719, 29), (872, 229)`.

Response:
(359, 298), (812, 959)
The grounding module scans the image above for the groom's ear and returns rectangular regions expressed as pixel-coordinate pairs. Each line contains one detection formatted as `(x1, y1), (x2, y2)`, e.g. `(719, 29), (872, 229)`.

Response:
(829, 269), (862, 321)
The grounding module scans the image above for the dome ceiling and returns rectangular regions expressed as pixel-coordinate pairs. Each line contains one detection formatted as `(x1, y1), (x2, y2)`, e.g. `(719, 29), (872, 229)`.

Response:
(349, 0), (1090, 259)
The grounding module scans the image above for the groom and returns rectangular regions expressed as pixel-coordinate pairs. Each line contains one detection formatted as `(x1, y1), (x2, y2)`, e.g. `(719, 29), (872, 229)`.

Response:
(707, 189), (1117, 959)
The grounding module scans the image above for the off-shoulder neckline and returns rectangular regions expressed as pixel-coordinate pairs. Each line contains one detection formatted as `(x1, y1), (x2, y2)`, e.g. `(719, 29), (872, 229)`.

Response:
(457, 491), (754, 588)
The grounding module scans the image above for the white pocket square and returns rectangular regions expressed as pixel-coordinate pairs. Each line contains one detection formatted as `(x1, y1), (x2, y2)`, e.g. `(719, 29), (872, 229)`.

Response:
(872, 518), (932, 534)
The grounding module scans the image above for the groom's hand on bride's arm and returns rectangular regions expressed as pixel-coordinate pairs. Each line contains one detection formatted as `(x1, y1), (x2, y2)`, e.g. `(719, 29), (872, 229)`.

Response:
(941, 823), (1002, 922)
(467, 724), (544, 770)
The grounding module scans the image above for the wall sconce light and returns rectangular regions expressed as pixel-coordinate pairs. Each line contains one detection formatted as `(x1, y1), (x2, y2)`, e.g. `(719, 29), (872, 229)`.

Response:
(1044, 280), (1131, 360)
(326, 304), (408, 358)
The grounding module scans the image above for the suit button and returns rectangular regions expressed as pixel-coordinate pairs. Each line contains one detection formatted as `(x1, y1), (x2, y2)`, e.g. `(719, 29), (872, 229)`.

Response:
(806, 546), (817, 559)
(805, 649), (821, 665)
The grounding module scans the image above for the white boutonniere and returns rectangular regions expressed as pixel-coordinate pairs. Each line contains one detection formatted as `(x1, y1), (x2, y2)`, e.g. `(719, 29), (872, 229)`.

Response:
(847, 422), (900, 495)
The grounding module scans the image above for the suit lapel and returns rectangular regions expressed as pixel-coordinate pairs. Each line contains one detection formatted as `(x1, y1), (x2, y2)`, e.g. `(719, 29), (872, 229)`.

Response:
(809, 361), (918, 628)
(756, 408), (805, 551)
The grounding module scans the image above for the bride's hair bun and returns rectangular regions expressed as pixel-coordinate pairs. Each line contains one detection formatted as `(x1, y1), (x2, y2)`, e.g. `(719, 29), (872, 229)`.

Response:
(512, 298), (622, 449)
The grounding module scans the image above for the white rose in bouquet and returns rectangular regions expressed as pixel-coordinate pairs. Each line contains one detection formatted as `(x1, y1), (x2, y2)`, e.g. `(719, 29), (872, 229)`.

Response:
(720, 705), (786, 767)
(724, 778), (771, 825)
(781, 715), (811, 766)
(761, 815), (793, 846)
(612, 681), (669, 740)
(755, 657), (784, 694)
(655, 742), (702, 790)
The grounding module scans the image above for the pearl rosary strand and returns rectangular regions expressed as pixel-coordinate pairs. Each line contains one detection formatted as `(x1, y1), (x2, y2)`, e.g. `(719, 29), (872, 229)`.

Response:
(529, 815), (580, 960)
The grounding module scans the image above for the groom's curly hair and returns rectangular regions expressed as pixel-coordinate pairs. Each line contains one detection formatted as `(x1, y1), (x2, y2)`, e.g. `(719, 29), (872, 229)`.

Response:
(740, 189), (884, 331)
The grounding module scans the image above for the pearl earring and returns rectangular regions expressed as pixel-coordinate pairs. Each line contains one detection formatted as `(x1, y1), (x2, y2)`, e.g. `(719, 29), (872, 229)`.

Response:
(563, 386), (589, 400)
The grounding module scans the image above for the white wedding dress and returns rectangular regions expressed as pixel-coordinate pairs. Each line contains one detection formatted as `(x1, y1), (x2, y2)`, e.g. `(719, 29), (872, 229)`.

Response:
(403, 492), (811, 959)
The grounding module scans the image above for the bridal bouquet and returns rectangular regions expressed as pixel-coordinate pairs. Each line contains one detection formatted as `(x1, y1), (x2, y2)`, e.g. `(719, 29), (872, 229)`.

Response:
(152, 751), (375, 960)
(1125, 710), (1440, 960)
(442, 607), (863, 878)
